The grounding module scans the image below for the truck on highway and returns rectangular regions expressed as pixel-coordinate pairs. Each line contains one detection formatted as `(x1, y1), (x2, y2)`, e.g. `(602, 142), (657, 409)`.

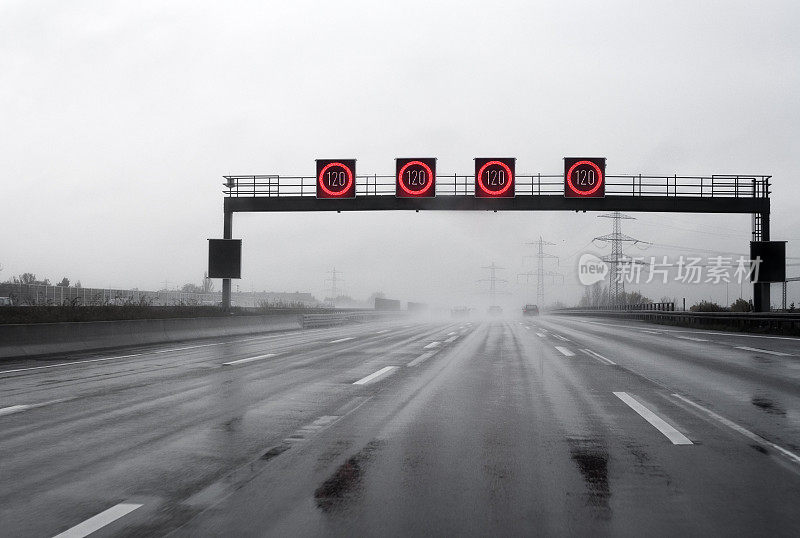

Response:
(522, 304), (539, 316)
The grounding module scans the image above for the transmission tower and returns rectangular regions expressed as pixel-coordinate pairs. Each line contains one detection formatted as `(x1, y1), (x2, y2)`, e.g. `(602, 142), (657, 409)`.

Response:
(324, 267), (345, 306)
(594, 212), (648, 306)
(478, 262), (509, 305)
(519, 237), (562, 306)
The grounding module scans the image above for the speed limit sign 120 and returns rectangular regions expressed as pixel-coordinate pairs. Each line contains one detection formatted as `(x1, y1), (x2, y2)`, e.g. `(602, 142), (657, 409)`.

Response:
(475, 158), (515, 198)
(316, 159), (356, 199)
(564, 157), (605, 198)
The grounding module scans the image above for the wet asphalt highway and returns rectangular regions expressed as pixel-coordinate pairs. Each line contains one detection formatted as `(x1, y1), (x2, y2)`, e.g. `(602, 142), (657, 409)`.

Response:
(2, 316), (800, 536)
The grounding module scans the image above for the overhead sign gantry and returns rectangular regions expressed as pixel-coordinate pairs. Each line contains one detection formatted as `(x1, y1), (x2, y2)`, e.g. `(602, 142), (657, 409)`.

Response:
(214, 157), (777, 311)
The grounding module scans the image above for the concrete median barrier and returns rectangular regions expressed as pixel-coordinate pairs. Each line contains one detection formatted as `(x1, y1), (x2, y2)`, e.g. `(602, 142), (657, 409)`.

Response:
(0, 314), (303, 360)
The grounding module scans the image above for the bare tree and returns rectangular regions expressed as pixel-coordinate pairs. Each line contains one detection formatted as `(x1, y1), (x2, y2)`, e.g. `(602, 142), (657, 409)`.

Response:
(202, 271), (214, 293)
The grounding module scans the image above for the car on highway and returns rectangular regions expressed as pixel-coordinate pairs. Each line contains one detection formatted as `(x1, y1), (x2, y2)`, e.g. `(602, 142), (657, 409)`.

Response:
(450, 307), (470, 318)
(522, 304), (539, 316)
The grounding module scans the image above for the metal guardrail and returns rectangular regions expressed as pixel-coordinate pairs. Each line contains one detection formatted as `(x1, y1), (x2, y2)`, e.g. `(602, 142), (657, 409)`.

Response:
(559, 302), (675, 312)
(300, 311), (398, 329)
(550, 309), (800, 335)
(223, 174), (770, 199)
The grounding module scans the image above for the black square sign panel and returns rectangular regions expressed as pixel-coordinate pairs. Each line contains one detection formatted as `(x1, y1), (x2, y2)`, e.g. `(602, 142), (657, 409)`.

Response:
(208, 239), (242, 279)
(565, 157), (606, 198)
(316, 159), (356, 199)
(396, 158), (436, 198)
(475, 158), (515, 198)
(750, 241), (786, 282)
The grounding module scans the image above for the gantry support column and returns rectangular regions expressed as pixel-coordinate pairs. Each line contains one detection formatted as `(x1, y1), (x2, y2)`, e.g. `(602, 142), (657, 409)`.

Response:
(753, 211), (770, 312)
(222, 209), (233, 310)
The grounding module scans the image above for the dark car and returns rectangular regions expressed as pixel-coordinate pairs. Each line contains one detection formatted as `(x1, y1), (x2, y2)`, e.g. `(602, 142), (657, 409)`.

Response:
(522, 304), (539, 316)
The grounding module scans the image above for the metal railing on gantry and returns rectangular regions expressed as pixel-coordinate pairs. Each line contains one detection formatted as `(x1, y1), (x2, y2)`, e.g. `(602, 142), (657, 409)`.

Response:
(223, 174), (771, 199)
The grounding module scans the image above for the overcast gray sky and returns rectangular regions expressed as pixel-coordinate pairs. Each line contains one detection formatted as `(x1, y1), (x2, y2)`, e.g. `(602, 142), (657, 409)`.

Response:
(2, 0), (799, 308)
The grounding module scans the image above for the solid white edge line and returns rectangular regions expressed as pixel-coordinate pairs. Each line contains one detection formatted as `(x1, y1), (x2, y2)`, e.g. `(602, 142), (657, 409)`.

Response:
(0, 353), (144, 376)
(614, 392), (693, 445)
(153, 343), (220, 354)
(0, 330), (326, 376)
(554, 346), (575, 357)
(52, 502), (143, 538)
(423, 341), (441, 349)
(407, 351), (436, 367)
(582, 319), (800, 342)
(353, 366), (397, 385)
(734, 346), (790, 357)
(222, 354), (276, 366)
(672, 393), (800, 464)
(674, 335), (709, 342)
(330, 337), (355, 343)
(0, 404), (32, 417)
(580, 349), (616, 365)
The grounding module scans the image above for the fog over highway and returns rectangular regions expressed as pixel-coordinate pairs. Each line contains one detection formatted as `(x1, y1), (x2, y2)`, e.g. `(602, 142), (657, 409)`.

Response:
(3, 1), (800, 536)
(2, 316), (800, 536)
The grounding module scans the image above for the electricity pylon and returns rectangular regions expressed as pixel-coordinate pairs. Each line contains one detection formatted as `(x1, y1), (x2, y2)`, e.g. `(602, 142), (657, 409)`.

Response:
(594, 212), (648, 306)
(478, 262), (509, 305)
(325, 267), (345, 306)
(519, 237), (562, 306)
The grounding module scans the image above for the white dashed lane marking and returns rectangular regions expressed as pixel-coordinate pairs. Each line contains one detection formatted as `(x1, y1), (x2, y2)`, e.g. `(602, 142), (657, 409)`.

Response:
(554, 346), (575, 357)
(223, 354), (276, 366)
(423, 341), (441, 349)
(284, 415), (340, 443)
(407, 352), (436, 367)
(330, 337), (355, 344)
(0, 404), (32, 417)
(353, 366), (398, 385)
(581, 349), (616, 365)
(614, 392), (693, 445)
(52, 503), (143, 538)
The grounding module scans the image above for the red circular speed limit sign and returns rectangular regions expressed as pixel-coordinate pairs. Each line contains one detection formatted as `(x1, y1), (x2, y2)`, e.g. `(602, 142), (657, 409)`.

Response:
(396, 158), (436, 197)
(316, 159), (356, 199)
(564, 157), (605, 198)
(475, 158), (515, 198)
